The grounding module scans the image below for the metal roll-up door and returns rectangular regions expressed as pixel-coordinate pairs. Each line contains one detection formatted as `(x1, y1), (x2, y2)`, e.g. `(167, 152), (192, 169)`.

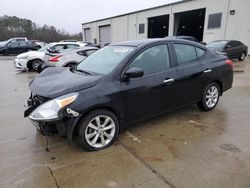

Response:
(99, 25), (111, 47)
(84, 28), (91, 42)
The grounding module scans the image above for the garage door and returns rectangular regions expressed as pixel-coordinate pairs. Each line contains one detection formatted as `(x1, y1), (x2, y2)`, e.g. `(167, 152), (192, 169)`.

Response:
(84, 28), (91, 42)
(99, 25), (111, 47)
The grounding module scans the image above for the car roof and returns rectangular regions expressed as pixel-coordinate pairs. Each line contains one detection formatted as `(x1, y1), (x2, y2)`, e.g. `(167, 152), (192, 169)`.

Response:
(111, 38), (174, 47)
(110, 38), (204, 48)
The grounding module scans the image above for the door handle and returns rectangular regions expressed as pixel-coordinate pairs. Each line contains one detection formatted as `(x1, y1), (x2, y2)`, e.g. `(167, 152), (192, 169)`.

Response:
(163, 78), (175, 84)
(203, 69), (212, 73)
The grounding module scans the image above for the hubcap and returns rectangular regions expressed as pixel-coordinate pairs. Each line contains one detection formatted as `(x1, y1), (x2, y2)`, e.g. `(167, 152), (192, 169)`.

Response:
(205, 86), (219, 108)
(85, 115), (116, 148)
(32, 60), (41, 70)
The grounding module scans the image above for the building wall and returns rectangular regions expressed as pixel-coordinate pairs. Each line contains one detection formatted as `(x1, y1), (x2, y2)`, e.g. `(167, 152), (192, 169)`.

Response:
(225, 0), (250, 48)
(82, 0), (250, 52)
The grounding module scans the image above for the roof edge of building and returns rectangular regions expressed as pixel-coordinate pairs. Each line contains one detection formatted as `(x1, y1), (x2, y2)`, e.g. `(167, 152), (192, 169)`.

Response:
(82, 0), (192, 25)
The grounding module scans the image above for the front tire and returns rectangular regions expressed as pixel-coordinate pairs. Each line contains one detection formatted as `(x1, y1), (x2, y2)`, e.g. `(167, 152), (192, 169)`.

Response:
(76, 109), (119, 151)
(31, 59), (42, 71)
(197, 82), (220, 111)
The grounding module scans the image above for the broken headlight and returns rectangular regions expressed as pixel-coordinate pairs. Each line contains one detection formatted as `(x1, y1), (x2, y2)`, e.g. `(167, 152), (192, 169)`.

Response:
(29, 93), (78, 121)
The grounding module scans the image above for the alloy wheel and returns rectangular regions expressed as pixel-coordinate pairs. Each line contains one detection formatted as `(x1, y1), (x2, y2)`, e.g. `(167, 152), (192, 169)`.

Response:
(85, 115), (116, 148)
(32, 60), (41, 71)
(205, 86), (219, 108)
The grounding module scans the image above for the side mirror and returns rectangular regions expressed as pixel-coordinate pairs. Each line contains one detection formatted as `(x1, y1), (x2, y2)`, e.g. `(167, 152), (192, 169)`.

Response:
(225, 44), (231, 49)
(122, 67), (144, 81)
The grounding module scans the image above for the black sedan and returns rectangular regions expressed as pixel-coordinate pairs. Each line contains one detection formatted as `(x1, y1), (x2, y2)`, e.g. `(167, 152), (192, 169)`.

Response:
(207, 40), (248, 61)
(24, 39), (233, 151)
(0, 41), (40, 55)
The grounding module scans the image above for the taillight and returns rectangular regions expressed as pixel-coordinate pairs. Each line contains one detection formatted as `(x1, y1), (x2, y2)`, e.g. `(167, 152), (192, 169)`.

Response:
(49, 55), (62, 62)
(225, 59), (233, 69)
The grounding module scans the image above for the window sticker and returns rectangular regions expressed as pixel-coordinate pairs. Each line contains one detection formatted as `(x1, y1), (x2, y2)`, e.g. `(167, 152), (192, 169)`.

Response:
(113, 48), (133, 53)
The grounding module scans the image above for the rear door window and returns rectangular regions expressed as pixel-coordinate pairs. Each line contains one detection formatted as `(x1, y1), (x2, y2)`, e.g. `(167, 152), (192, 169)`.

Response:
(174, 44), (197, 65)
(19, 41), (27, 47)
(229, 41), (242, 47)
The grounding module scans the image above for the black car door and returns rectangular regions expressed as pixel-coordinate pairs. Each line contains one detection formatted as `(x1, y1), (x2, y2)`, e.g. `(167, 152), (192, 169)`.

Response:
(121, 44), (178, 122)
(173, 43), (207, 106)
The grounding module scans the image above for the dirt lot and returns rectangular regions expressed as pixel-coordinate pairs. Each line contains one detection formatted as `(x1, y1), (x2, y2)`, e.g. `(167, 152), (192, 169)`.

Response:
(0, 56), (250, 188)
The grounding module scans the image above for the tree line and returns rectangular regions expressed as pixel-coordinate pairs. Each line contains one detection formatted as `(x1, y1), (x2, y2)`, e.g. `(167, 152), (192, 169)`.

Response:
(0, 15), (82, 42)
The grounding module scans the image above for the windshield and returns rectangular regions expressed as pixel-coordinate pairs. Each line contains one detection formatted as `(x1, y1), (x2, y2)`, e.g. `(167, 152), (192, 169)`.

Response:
(207, 41), (227, 49)
(77, 46), (135, 75)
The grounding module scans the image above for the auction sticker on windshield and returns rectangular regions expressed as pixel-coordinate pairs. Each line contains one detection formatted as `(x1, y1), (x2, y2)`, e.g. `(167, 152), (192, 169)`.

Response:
(113, 48), (133, 53)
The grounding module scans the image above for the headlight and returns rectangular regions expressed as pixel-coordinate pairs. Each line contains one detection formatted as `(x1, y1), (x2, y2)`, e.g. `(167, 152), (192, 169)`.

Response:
(29, 93), (78, 121)
(18, 55), (29, 59)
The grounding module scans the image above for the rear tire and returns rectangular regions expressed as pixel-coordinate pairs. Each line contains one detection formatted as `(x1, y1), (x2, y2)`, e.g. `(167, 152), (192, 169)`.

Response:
(197, 82), (220, 111)
(76, 109), (119, 151)
(238, 52), (246, 61)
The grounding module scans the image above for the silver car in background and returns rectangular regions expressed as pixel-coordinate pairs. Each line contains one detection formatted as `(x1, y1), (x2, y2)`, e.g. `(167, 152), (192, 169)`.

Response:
(42, 46), (98, 70)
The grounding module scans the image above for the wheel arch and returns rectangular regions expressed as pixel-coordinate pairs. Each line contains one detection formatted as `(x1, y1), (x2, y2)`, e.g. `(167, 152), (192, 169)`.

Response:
(72, 105), (124, 140)
(63, 61), (78, 67)
(210, 80), (223, 96)
(27, 58), (42, 69)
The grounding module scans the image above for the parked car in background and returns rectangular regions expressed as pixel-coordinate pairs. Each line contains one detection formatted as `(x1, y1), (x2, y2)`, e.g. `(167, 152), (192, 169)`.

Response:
(25, 38), (233, 151)
(0, 41), (40, 55)
(41, 46), (98, 70)
(14, 42), (87, 71)
(14, 44), (53, 71)
(45, 42), (87, 54)
(207, 40), (248, 61)
(0, 37), (28, 48)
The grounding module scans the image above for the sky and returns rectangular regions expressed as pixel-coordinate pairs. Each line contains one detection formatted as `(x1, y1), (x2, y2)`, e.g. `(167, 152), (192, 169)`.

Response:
(0, 0), (180, 34)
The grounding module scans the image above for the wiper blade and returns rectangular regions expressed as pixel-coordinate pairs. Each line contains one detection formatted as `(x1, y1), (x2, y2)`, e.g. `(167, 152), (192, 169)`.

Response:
(75, 68), (92, 75)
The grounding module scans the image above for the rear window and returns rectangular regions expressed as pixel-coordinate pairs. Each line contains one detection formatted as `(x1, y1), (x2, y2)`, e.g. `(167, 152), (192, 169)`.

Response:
(174, 44), (197, 65)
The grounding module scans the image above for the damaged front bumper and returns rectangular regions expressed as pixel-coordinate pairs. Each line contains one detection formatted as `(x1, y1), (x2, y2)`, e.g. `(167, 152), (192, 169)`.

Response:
(24, 93), (81, 142)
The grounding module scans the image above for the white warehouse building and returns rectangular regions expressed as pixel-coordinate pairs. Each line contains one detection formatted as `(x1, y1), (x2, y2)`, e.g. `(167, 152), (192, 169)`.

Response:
(82, 0), (250, 51)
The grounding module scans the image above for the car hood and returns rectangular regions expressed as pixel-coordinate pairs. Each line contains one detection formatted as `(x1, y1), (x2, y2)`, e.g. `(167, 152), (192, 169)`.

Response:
(29, 67), (102, 98)
(17, 51), (44, 58)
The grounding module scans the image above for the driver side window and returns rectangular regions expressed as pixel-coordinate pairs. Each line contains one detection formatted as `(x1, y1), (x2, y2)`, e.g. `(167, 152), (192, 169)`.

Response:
(128, 44), (170, 75)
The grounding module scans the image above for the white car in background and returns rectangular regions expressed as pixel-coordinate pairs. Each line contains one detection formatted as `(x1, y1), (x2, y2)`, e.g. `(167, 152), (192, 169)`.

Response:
(14, 44), (52, 71)
(14, 42), (88, 71)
